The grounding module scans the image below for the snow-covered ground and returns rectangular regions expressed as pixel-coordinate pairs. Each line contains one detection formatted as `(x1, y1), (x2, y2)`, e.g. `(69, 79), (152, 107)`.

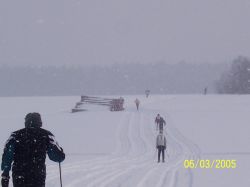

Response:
(1, 95), (250, 187)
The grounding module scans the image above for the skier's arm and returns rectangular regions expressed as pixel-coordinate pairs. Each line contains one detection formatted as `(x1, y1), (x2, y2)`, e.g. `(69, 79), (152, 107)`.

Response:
(47, 134), (65, 163)
(1, 133), (15, 174)
(156, 136), (158, 148)
(1, 133), (15, 186)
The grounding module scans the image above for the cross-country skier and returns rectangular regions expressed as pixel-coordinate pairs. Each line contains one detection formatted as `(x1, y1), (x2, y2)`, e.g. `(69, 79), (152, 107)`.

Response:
(145, 90), (150, 98)
(135, 98), (140, 111)
(156, 130), (166, 163)
(1, 112), (65, 187)
(155, 114), (166, 131)
(155, 114), (161, 129)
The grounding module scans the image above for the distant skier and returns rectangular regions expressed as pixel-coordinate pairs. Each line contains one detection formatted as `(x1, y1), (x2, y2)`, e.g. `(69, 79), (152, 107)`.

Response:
(204, 87), (207, 95)
(155, 114), (166, 131)
(135, 98), (140, 111)
(156, 130), (167, 163)
(1, 112), (65, 187)
(145, 90), (150, 98)
(155, 114), (161, 129)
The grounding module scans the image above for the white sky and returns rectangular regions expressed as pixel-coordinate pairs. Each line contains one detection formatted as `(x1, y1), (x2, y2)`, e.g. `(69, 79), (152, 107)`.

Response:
(0, 0), (250, 66)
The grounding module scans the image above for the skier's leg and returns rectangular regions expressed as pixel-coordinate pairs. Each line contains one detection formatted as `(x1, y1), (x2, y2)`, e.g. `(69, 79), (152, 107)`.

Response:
(160, 124), (163, 132)
(162, 148), (165, 162)
(157, 148), (160, 162)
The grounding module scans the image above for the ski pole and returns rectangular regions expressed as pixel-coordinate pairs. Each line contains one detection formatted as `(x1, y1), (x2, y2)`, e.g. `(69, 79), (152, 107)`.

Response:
(166, 151), (169, 158)
(59, 162), (63, 187)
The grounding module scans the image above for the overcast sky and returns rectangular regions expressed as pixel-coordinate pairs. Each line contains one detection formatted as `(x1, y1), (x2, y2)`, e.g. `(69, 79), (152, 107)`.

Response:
(0, 0), (250, 66)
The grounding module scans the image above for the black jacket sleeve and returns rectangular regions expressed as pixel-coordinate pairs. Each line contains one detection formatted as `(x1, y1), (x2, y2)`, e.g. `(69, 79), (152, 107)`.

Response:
(1, 132), (16, 174)
(46, 133), (65, 162)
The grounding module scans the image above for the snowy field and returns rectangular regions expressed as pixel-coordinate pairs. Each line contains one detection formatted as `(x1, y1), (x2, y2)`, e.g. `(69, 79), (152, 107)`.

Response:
(1, 95), (250, 187)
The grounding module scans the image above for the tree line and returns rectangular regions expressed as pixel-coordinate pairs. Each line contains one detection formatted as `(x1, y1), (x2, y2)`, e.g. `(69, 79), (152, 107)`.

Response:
(216, 56), (250, 94)
(0, 62), (227, 96)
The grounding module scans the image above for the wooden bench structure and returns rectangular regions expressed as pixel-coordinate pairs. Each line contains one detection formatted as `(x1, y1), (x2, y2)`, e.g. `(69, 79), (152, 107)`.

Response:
(72, 96), (124, 112)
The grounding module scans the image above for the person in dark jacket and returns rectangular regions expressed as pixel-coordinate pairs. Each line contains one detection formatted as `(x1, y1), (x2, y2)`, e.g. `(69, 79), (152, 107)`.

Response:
(155, 114), (166, 131)
(135, 98), (140, 111)
(1, 112), (65, 187)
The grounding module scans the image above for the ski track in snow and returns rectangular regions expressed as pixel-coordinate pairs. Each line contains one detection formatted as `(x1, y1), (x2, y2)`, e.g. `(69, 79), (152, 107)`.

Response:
(46, 99), (201, 187)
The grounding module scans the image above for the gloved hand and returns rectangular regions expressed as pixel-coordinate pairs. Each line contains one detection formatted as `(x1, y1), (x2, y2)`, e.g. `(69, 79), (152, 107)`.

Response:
(1, 171), (10, 187)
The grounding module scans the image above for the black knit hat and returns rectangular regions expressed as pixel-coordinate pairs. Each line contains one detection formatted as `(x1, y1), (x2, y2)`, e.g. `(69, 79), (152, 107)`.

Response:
(25, 112), (42, 128)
